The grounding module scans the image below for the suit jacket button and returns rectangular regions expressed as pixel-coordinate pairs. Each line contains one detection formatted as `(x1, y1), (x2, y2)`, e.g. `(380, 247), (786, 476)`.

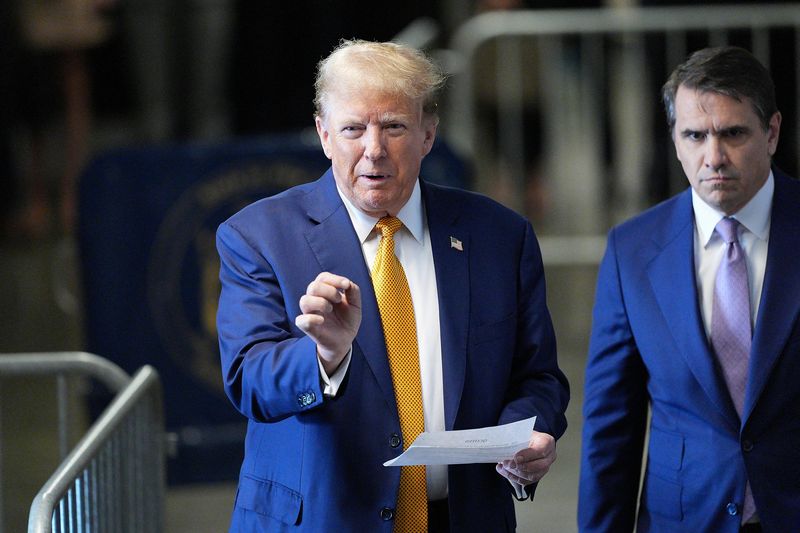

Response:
(390, 434), (401, 448)
(726, 502), (739, 516)
(297, 391), (315, 407)
(742, 439), (753, 452)
(380, 507), (395, 521)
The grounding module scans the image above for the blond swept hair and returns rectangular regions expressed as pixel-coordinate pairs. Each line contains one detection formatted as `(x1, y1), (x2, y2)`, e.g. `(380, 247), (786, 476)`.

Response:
(314, 39), (446, 121)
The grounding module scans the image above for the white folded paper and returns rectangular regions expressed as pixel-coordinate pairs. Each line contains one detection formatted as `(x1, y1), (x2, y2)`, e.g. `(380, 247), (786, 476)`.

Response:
(383, 416), (536, 467)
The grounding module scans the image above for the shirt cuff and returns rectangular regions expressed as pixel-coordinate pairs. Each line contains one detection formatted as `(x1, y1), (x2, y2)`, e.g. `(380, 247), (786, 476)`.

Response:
(318, 347), (352, 397)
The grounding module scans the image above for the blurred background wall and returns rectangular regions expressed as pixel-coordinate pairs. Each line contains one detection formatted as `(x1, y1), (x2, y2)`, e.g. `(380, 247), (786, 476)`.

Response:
(1, 1), (798, 531)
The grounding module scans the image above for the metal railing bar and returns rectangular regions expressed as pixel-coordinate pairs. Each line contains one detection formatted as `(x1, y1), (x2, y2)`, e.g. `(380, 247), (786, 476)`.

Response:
(28, 366), (161, 533)
(446, 4), (800, 176)
(57, 375), (70, 460)
(0, 353), (130, 393)
(453, 5), (800, 46)
(0, 380), (4, 532)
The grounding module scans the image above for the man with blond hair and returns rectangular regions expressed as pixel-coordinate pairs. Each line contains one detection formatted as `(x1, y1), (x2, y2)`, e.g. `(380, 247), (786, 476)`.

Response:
(217, 39), (569, 532)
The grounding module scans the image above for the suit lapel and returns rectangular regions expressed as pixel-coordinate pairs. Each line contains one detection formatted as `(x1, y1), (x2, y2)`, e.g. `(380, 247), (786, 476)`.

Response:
(423, 182), (469, 430)
(646, 191), (740, 430)
(303, 170), (397, 414)
(745, 172), (800, 421)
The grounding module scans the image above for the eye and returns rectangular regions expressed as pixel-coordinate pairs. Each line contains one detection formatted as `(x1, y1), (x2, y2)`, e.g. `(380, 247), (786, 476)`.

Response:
(385, 123), (406, 134)
(683, 131), (706, 142)
(724, 127), (745, 138)
(340, 125), (364, 138)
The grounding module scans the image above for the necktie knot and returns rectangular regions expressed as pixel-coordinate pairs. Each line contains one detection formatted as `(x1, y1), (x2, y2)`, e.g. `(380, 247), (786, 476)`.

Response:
(376, 216), (403, 239)
(716, 217), (741, 244)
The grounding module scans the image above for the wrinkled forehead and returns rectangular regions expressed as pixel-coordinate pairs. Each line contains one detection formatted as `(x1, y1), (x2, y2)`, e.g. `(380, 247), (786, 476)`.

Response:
(676, 87), (753, 119)
(320, 79), (423, 121)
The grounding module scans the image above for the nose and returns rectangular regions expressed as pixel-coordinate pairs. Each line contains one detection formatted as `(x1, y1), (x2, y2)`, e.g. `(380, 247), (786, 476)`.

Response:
(704, 135), (726, 170)
(363, 126), (386, 161)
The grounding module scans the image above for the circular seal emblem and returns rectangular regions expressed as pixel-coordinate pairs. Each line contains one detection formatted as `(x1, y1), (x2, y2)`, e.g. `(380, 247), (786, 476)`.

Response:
(146, 160), (317, 395)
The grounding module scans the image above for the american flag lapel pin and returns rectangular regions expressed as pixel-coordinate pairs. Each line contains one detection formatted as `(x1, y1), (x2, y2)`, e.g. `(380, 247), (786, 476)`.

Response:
(450, 236), (463, 251)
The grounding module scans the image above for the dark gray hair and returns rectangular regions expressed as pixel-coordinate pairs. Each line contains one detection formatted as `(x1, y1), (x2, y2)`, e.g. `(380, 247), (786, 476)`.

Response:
(662, 46), (777, 132)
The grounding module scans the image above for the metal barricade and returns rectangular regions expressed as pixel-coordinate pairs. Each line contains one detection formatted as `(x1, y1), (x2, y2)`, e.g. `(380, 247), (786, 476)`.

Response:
(0, 352), (165, 533)
(444, 4), (800, 264)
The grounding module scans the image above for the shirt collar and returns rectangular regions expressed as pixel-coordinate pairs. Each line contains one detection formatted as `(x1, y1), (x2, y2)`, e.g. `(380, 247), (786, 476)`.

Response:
(336, 179), (424, 244)
(692, 170), (773, 247)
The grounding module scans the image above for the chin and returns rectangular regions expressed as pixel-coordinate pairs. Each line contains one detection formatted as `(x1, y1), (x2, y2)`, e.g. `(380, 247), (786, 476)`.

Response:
(362, 192), (393, 208)
(354, 200), (388, 217)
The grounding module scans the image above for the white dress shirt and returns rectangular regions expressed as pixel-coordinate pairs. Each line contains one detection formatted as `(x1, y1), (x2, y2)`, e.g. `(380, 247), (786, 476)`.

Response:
(320, 179), (449, 500)
(693, 171), (773, 339)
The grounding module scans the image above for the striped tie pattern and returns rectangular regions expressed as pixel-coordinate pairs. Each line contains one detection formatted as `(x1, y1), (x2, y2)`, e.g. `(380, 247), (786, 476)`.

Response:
(371, 216), (427, 532)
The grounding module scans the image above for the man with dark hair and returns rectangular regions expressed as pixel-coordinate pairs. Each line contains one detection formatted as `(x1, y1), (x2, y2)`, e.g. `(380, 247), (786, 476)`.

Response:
(579, 46), (800, 532)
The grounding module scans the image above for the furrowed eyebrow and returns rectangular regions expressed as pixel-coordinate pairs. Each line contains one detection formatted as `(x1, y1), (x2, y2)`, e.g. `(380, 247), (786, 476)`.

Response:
(718, 125), (749, 135)
(378, 112), (413, 124)
(679, 125), (748, 137)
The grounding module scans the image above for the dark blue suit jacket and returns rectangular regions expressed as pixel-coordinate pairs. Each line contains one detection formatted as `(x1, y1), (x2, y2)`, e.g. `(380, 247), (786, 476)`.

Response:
(579, 171), (800, 532)
(216, 170), (569, 532)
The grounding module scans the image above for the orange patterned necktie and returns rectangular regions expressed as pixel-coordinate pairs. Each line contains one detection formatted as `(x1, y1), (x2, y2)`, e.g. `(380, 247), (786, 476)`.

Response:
(371, 216), (427, 532)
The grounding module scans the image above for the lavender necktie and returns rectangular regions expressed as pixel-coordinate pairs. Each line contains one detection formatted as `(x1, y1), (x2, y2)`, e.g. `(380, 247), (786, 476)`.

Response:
(711, 217), (751, 415)
(710, 216), (755, 522)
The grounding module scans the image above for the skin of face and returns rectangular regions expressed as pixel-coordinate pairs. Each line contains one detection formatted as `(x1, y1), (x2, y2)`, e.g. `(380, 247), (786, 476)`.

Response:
(672, 85), (781, 215)
(315, 88), (437, 218)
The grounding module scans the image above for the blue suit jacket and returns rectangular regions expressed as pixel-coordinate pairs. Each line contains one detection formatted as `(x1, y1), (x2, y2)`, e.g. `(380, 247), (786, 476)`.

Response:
(579, 171), (800, 532)
(216, 170), (569, 532)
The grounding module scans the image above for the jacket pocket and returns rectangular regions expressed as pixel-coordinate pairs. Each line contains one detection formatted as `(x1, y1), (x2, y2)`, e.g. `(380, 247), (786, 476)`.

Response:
(642, 471), (683, 521)
(643, 427), (684, 520)
(235, 474), (302, 525)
